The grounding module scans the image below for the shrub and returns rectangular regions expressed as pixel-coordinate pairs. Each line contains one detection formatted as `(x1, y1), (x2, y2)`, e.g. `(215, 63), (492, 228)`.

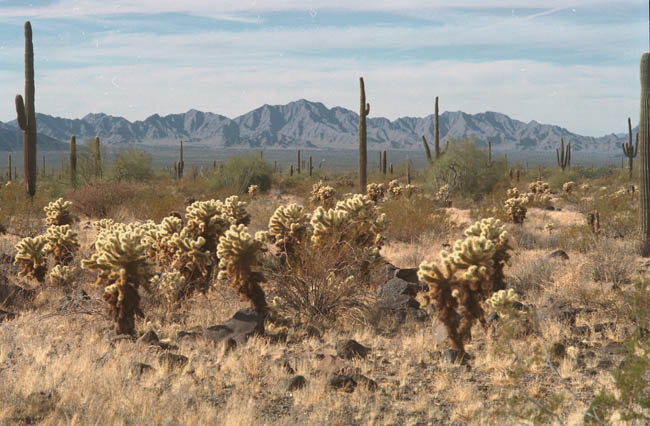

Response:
(425, 139), (508, 201)
(109, 148), (154, 182)
(381, 196), (454, 243)
(213, 154), (272, 193)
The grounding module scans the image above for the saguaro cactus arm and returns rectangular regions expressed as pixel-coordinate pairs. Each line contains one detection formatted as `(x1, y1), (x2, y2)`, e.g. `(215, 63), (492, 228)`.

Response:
(422, 136), (433, 163)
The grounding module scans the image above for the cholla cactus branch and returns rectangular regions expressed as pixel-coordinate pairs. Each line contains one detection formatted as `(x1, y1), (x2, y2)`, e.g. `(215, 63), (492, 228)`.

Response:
(44, 224), (79, 265)
(49, 265), (77, 287)
(14, 235), (48, 282)
(44, 198), (78, 226)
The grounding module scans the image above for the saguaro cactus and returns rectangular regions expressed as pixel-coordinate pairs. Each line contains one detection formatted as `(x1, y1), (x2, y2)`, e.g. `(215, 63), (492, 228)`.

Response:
(14, 21), (37, 197)
(309, 155), (313, 176)
(623, 117), (639, 180)
(434, 96), (441, 159)
(640, 52), (650, 256)
(422, 136), (433, 163)
(93, 136), (102, 178)
(487, 141), (493, 167)
(556, 138), (571, 171)
(382, 150), (387, 175)
(70, 135), (77, 187)
(297, 149), (301, 174)
(178, 140), (184, 179)
(8, 155), (11, 181)
(359, 77), (369, 193)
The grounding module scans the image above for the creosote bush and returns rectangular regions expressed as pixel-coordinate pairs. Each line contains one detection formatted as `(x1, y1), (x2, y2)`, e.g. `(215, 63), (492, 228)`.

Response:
(212, 154), (272, 193)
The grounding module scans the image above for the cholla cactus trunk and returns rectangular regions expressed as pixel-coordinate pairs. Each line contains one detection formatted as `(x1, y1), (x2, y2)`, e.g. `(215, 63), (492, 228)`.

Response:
(640, 52), (650, 256)
(104, 284), (143, 335)
(14, 21), (37, 197)
(359, 77), (369, 193)
(70, 135), (77, 187)
(297, 150), (301, 174)
(623, 117), (639, 180)
(434, 96), (440, 159)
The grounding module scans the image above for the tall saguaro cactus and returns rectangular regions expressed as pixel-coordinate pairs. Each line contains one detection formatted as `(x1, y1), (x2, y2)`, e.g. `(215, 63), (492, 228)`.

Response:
(434, 96), (441, 159)
(70, 135), (77, 187)
(382, 150), (387, 175)
(422, 136), (433, 163)
(93, 136), (102, 178)
(623, 117), (639, 180)
(640, 52), (650, 256)
(14, 21), (37, 197)
(359, 77), (369, 193)
(8, 155), (11, 181)
(297, 149), (301, 174)
(556, 138), (571, 171)
(178, 140), (184, 179)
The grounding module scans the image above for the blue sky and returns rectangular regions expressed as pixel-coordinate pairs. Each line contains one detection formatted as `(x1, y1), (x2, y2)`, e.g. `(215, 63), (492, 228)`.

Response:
(0, 0), (647, 136)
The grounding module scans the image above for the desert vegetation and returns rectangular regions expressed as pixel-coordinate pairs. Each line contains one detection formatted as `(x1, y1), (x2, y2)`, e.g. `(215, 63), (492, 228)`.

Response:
(3, 19), (650, 426)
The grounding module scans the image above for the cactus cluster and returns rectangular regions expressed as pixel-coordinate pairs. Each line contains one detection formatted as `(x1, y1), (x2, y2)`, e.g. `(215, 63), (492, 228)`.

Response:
(485, 288), (520, 317)
(366, 183), (386, 202)
(49, 265), (77, 287)
(44, 225), (79, 265)
(82, 226), (154, 335)
(248, 185), (260, 198)
(309, 180), (336, 207)
(217, 224), (268, 316)
(14, 235), (48, 282)
(435, 184), (451, 206)
(44, 198), (78, 227)
(527, 180), (552, 204)
(268, 203), (310, 256)
(562, 181), (575, 193)
(504, 194), (529, 224)
(152, 271), (186, 304)
(417, 217), (513, 355)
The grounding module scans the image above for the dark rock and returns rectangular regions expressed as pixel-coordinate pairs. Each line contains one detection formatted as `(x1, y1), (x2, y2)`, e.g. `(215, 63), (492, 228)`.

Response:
(443, 349), (472, 365)
(138, 330), (159, 344)
(158, 353), (188, 372)
(315, 355), (346, 376)
(596, 359), (613, 369)
(545, 206), (555, 211)
(511, 301), (527, 311)
(278, 360), (295, 375)
(376, 277), (420, 299)
(395, 268), (420, 284)
(487, 312), (500, 323)
(593, 322), (615, 333)
(305, 325), (321, 339)
(378, 263), (398, 282)
(223, 338), (237, 354)
(328, 374), (357, 393)
(287, 375), (307, 391)
(336, 339), (370, 360)
(177, 330), (201, 340)
(129, 362), (155, 377)
(351, 374), (378, 391)
(0, 309), (15, 322)
(547, 250), (569, 260)
(571, 325), (590, 337)
(205, 308), (264, 345)
(551, 342), (566, 360)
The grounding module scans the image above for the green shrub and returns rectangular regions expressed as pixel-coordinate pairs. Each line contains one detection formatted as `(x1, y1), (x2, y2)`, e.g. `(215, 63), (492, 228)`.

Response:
(109, 148), (153, 182)
(425, 139), (508, 201)
(212, 154), (272, 193)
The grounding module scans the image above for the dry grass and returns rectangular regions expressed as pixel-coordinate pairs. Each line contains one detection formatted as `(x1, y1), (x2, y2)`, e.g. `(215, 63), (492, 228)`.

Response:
(0, 170), (648, 425)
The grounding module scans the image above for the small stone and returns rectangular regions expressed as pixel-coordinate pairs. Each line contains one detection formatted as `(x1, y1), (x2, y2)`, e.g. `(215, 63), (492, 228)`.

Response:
(596, 359), (613, 369)
(593, 322), (615, 333)
(395, 268), (420, 284)
(328, 374), (357, 392)
(545, 206), (556, 211)
(336, 340), (370, 360)
(158, 353), (188, 372)
(138, 330), (159, 344)
(443, 349), (471, 365)
(351, 374), (378, 391)
(129, 362), (154, 377)
(547, 250), (569, 260)
(571, 325), (590, 336)
(287, 375), (307, 391)
(551, 342), (566, 360)
(487, 312), (500, 323)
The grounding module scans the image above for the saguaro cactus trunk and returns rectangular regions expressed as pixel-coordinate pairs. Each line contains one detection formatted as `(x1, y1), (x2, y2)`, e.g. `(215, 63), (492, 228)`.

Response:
(14, 21), (36, 197)
(382, 150), (387, 175)
(359, 77), (369, 193)
(422, 136), (433, 163)
(640, 52), (650, 256)
(623, 117), (639, 180)
(93, 136), (102, 178)
(297, 150), (301, 174)
(556, 138), (571, 171)
(178, 140), (184, 179)
(434, 96), (440, 159)
(8, 155), (11, 181)
(70, 135), (77, 187)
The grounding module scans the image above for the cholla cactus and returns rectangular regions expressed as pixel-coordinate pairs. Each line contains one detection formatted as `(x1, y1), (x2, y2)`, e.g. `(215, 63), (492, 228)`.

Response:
(151, 216), (183, 264)
(49, 265), (77, 287)
(14, 235), (48, 282)
(92, 218), (115, 232)
(82, 227), (154, 335)
(403, 184), (417, 198)
(310, 206), (350, 247)
(463, 217), (512, 292)
(152, 271), (186, 304)
(365, 183), (386, 202)
(388, 180), (403, 197)
(504, 195), (529, 224)
(217, 224), (268, 316)
(526, 180), (552, 205)
(486, 288), (520, 317)
(223, 195), (251, 226)
(185, 199), (231, 253)
(268, 203), (310, 256)
(44, 225), (79, 265)
(167, 230), (212, 284)
(506, 187), (520, 198)
(309, 181), (336, 207)
(44, 198), (78, 227)
(333, 194), (387, 248)
(248, 185), (260, 198)
(435, 184), (451, 206)
(562, 181), (575, 193)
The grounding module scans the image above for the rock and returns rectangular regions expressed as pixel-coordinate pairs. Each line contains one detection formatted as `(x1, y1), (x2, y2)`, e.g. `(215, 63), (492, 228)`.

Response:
(378, 263), (398, 282)
(315, 354), (346, 376)
(205, 308), (264, 345)
(158, 353), (188, 372)
(545, 206), (556, 211)
(305, 325), (321, 339)
(138, 330), (159, 344)
(177, 329), (201, 340)
(443, 349), (472, 365)
(593, 322), (615, 333)
(0, 281), (34, 308)
(375, 277), (428, 323)
(0, 309), (15, 323)
(395, 268), (420, 284)
(223, 338), (237, 354)
(376, 277), (420, 299)
(336, 339), (370, 360)
(287, 375), (307, 391)
(328, 374), (357, 393)
(596, 359), (613, 369)
(487, 312), (500, 323)
(571, 325), (590, 337)
(351, 374), (378, 391)
(551, 342), (566, 360)
(547, 250), (569, 260)
(129, 362), (154, 377)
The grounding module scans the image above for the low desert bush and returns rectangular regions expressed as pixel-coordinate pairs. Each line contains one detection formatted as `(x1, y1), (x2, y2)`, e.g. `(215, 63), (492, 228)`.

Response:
(213, 154), (273, 193)
(109, 148), (154, 182)
(381, 196), (455, 242)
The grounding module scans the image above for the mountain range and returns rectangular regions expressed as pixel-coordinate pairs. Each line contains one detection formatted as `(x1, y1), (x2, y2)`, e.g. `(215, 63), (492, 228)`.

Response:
(0, 99), (633, 152)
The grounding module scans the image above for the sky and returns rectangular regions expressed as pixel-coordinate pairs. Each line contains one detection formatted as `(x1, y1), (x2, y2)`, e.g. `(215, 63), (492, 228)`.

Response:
(0, 0), (647, 136)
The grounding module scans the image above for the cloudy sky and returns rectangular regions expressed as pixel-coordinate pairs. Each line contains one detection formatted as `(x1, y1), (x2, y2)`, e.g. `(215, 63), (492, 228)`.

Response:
(0, 0), (647, 136)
